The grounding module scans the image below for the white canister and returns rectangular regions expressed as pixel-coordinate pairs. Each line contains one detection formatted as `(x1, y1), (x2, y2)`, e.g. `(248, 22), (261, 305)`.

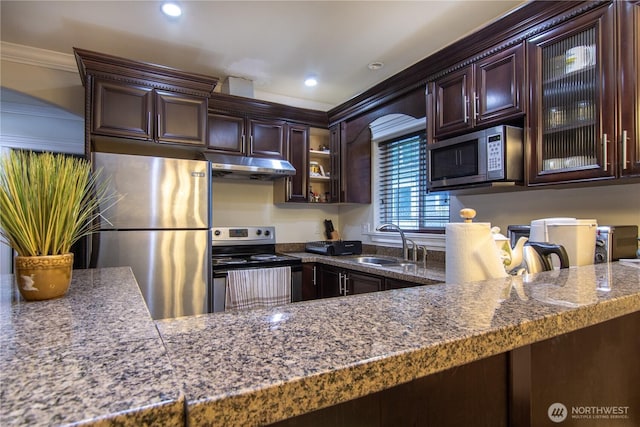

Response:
(529, 218), (598, 267)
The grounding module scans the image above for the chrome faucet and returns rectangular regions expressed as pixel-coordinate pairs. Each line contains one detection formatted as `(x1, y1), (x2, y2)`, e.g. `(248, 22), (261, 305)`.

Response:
(376, 223), (409, 261)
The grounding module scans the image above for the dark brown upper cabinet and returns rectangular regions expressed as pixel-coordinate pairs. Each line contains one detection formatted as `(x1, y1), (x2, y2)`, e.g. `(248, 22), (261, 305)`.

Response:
(527, 2), (617, 185)
(328, 120), (371, 205)
(249, 119), (287, 158)
(329, 123), (344, 203)
(207, 113), (286, 159)
(618, 0), (640, 178)
(75, 47), (218, 155)
(475, 43), (525, 126)
(155, 90), (208, 146)
(92, 79), (153, 140)
(206, 113), (245, 155)
(433, 42), (525, 139)
(92, 79), (208, 146)
(274, 124), (310, 203)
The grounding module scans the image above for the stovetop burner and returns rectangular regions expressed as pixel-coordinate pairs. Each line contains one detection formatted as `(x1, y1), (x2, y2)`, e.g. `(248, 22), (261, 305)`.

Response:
(211, 226), (301, 273)
(212, 256), (248, 265)
(250, 254), (278, 261)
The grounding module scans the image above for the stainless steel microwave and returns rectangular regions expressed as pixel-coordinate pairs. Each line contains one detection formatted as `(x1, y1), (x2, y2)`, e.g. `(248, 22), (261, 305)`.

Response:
(427, 125), (524, 190)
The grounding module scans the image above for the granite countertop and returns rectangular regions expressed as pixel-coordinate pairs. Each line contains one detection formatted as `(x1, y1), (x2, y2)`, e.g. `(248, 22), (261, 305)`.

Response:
(287, 251), (445, 284)
(3, 262), (640, 426)
(0, 267), (184, 426)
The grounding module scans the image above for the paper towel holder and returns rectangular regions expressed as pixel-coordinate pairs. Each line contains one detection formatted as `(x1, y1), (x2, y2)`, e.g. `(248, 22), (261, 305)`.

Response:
(460, 208), (477, 223)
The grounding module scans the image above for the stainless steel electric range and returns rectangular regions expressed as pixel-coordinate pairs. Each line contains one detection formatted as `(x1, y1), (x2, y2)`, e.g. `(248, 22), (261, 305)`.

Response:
(210, 226), (302, 312)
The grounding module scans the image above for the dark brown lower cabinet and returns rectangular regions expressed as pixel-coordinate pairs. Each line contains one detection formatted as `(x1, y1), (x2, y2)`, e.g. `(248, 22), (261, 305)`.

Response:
(317, 265), (383, 298)
(269, 311), (640, 427)
(384, 277), (416, 290)
(305, 263), (435, 300)
(301, 263), (317, 301)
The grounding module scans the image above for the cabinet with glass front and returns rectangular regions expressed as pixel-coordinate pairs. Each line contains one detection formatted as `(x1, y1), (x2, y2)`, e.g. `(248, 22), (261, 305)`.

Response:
(527, 3), (616, 185)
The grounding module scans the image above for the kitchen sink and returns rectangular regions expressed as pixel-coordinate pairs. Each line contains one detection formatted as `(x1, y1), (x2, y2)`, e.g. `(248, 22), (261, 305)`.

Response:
(352, 256), (414, 267)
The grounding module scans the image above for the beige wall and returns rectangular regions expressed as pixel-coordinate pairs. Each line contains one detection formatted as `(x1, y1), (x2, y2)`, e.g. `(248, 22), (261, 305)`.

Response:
(0, 60), (84, 115)
(212, 179), (340, 243)
(452, 183), (640, 232)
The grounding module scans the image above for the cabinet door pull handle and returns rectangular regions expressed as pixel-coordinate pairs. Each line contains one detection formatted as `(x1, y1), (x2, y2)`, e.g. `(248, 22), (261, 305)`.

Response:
(622, 130), (628, 168)
(343, 275), (349, 295)
(475, 94), (480, 120)
(241, 135), (246, 153)
(463, 95), (469, 123)
(147, 112), (152, 137)
(312, 266), (316, 286)
(156, 114), (161, 141)
(602, 133), (608, 172)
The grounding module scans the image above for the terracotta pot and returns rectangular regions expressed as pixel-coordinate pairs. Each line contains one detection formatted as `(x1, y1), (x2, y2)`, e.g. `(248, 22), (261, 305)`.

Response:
(14, 253), (74, 301)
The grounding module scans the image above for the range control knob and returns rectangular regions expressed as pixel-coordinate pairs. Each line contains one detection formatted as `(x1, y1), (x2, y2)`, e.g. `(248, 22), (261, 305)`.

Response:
(264, 229), (271, 237)
(256, 229), (262, 236)
(214, 229), (221, 236)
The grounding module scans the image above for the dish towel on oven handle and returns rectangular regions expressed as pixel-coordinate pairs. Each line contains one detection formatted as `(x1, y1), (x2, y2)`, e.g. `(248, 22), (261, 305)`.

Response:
(225, 266), (292, 311)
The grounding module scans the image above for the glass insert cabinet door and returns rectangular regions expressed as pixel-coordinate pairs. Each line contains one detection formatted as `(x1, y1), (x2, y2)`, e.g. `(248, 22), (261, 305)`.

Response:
(528, 4), (616, 184)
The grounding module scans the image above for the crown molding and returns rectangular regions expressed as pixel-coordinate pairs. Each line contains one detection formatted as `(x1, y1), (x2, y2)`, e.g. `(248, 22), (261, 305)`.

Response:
(1, 42), (77, 73)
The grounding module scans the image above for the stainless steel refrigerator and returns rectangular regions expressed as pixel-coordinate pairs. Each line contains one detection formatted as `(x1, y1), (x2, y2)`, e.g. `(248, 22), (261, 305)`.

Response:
(91, 152), (211, 320)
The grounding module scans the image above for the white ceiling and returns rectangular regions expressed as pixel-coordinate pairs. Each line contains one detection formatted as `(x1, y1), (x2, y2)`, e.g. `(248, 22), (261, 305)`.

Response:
(0, 0), (526, 111)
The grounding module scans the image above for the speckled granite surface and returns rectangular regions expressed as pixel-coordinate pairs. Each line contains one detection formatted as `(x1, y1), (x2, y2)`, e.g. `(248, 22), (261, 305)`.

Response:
(3, 262), (640, 427)
(156, 261), (640, 427)
(287, 252), (445, 284)
(0, 267), (184, 426)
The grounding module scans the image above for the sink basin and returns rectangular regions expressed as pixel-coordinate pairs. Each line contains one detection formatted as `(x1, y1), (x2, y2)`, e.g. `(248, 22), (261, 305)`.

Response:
(353, 256), (398, 265)
(352, 256), (411, 266)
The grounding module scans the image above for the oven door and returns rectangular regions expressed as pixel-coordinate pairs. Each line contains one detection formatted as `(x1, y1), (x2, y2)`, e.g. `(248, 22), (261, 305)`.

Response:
(428, 129), (487, 189)
(211, 265), (302, 313)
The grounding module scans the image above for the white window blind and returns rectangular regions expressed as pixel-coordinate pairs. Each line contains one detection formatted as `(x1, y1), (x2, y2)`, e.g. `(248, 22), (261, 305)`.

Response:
(378, 132), (449, 231)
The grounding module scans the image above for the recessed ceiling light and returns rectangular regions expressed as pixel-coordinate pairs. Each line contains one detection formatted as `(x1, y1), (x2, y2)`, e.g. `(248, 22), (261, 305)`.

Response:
(304, 77), (318, 87)
(368, 61), (384, 71)
(161, 2), (182, 17)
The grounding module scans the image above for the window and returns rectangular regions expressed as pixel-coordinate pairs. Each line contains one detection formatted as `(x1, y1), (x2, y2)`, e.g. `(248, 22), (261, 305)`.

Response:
(377, 131), (449, 231)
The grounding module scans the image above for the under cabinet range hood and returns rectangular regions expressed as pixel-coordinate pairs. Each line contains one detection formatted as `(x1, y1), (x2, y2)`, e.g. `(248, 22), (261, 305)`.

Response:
(203, 152), (296, 180)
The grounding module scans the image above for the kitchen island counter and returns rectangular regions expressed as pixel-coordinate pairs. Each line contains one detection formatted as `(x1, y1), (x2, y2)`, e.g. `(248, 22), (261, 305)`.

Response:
(157, 261), (640, 426)
(2, 262), (640, 426)
(0, 267), (184, 426)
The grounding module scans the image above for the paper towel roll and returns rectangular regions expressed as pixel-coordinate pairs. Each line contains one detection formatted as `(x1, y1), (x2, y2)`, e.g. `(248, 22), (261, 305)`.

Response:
(446, 222), (508, 284)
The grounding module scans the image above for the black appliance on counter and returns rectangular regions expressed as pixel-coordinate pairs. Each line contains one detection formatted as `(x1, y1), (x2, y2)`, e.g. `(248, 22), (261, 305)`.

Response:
(595, 225), (639, 263)
(305, 240), (363, 256)
(210, 226), (302, 312)
(507, 225), (531, 248)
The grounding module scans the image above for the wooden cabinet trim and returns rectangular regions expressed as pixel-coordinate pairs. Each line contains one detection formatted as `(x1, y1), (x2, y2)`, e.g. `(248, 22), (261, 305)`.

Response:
(74, 47), (218, 97)
(526, 2), (617, 185)
(328, 1), (608, 125)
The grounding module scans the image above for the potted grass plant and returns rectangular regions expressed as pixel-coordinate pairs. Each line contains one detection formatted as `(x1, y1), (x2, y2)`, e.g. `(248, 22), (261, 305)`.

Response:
(0, 150), (114, 301)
